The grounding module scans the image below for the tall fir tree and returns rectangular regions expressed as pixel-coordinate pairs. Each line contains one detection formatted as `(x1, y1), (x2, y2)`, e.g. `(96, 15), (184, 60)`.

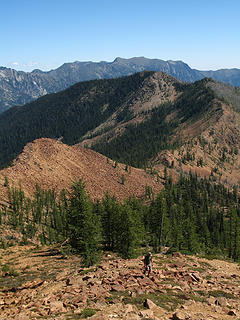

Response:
(67, 180), (102, 267)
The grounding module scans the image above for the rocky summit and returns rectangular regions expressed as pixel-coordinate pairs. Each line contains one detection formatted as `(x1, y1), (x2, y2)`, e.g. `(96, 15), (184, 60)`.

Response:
(0, 245), (239, 319)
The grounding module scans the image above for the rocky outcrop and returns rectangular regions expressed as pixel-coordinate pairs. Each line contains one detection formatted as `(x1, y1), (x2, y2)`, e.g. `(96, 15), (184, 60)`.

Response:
(0, 246), (239, 319)
(0, 67), (48, 112)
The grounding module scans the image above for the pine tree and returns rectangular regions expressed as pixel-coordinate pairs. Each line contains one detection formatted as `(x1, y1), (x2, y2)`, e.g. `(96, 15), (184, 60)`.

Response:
(228, 207), (234, 258)
(67, 180), (102, 267)
(228, 207), (240, 261)
(116, 204), (144, 258)
(183, 201), (199, 253)
(233, 214), (240, 261)
(101, 192), (121, 251)
(148, 192), (169, 252)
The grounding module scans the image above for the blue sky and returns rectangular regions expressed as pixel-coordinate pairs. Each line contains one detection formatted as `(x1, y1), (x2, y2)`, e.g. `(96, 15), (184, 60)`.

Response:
(1, 0), (239, 72)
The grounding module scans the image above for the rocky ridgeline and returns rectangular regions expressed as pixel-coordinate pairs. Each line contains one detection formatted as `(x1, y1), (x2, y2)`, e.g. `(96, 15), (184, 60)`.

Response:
(0, 247), (239, 319)
(0, 59), (201, 113)
(1, 58), (240, 113)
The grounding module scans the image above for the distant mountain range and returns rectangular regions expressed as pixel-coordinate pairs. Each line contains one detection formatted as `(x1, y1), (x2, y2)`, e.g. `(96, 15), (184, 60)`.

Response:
(0, 57), (240, 113)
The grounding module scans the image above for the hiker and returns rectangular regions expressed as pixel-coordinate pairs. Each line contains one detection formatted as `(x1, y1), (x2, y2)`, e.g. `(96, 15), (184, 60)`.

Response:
(143, 252), (152, 277)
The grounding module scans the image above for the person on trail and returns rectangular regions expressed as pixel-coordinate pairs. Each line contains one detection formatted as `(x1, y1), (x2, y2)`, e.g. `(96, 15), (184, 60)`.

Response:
(143, 252), (152, 277)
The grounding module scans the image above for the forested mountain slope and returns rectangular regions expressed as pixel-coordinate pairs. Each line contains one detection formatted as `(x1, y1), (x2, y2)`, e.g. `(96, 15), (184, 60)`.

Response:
(1, 71), (240, 191)
(0, 71), (180, 168)
(0, 57), (240, 113)
(86, 77), (219, 167)
(0, 71), (155, 168)
(151, 81), (240, 189)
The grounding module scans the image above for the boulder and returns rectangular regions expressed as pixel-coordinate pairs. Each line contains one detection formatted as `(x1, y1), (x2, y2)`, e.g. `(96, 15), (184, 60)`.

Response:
(172, 311), (191, 320)
(49, 300), (66, 314)
(169, 262), (185, 268)
(38, 309), (49, 317)
(66, 278), (74, 286)
(172, 285), (183, 291)
(111, 284), (125, 292)
(138, 277), (155, 287)
(129, 291), (136, 297)
(123, 304), (135, 315)
(143, 298), (157, 309)
(139, 309), (154, 318)
(206, 296), (216, 305)
(65, 286), (78, 294)
(71, 294), (87, 305)
(82, 274), (94, 281)
(172, 252), (184, 258)
(215, 297), (229, 307)
(228, 310), (237, 316)
(14, 312), (30, 320)
(190, 273), (201, 282)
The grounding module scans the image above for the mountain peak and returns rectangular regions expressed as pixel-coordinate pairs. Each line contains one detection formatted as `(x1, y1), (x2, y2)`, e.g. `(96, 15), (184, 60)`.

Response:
(113, 57), (125, 63)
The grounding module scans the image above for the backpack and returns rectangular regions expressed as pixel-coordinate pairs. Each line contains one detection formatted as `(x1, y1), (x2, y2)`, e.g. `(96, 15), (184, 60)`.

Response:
(144, 253), (152, 265)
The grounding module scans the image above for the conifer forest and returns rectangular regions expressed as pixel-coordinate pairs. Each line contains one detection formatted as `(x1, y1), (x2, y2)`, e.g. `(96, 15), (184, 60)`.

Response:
(1, 172), (240, 267)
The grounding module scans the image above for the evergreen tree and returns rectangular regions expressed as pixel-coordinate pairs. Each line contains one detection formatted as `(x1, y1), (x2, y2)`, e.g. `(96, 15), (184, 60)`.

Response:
(227, 207), (240, 261)
(116, 204), (144, 258)
(233, 214), (240, 261)
(67, 180), (102, 266)
(183, 201), (199, 253)
(101, 192), (121, 251)
(148, 192), (169, 252)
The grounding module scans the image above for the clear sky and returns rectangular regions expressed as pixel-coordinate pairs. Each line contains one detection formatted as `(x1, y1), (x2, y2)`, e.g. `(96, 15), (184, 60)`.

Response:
(1, 0), (239, 72)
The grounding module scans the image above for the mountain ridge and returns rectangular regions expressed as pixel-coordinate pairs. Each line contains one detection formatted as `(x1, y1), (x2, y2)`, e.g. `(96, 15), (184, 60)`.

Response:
(0, 137), (163, 202)
(1, 71), (240, 193)
(0, 57), (240, 113)
(0, 71), (176, 168)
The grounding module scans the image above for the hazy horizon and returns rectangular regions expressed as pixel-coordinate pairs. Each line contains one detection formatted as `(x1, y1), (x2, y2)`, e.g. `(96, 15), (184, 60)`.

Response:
(1, 56), (240, 74)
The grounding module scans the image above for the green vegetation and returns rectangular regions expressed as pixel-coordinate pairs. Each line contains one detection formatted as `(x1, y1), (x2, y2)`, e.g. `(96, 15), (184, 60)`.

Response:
(208, 290), (237, 299)
(1, 172), (240, 266)
(65, 308), (98, 319)
(107, 289), (188, 311)
(79, 308), (97, 318)
(92, 102), (179, 167)
(0, 74), (220, 169)
(92, 79), (216, 167)
(0, 72), (153, 169)
(209, 81), (240, 112)
(173, 78), (216, 122)
(1, 263), (19, 277)
(67, 180), (101, 267)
